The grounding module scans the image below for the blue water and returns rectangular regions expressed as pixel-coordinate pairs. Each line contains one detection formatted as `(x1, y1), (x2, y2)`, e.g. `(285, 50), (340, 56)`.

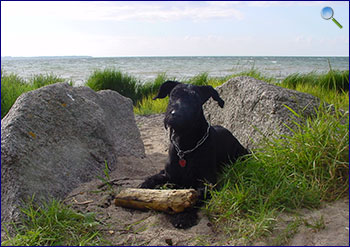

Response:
(1, 56), (349, 86)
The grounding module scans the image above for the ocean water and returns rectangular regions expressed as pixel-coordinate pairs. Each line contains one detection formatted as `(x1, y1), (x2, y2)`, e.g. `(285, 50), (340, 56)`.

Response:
(1, 56), (349, 86)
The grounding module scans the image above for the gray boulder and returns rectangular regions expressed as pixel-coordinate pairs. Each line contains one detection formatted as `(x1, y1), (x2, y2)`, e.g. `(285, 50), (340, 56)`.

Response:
(203, 76), (321, 149)
(1, 83), (145, 228)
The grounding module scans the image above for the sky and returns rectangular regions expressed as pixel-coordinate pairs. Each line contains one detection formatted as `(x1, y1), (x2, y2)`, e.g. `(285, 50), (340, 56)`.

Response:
(1, 1), (349, 57)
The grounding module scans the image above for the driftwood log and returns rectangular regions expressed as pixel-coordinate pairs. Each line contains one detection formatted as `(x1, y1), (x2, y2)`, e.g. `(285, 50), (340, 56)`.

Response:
(114, 188), (198, 214)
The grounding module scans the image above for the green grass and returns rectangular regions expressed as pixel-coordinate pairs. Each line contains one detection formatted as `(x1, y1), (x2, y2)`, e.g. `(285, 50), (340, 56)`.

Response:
(2, 68), (348, 118)
(1, 198), (103, 246)
(84, 68), (348, 115)
(1, 71), (66, 119)
(136, 72), (174, 100)
(133, 69), (348, 115)
(86, 68), (141, 104)
(233, 68), (277, 84)
(291, 83), (348, 110)
(204, 103), (349, 243)
(281, 70), (349, 93)
(134, 94), (169, 115)
(1, 72), (31, 119)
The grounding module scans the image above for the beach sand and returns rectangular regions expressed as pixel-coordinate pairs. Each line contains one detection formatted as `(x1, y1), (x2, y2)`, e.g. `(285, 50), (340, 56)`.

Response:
(65, 114), (349, 246)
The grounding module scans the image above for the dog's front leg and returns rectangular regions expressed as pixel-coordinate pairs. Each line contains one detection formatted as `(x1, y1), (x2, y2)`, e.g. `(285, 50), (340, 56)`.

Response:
(196, 186), (210, 201)
(139, 169), (169, 189)
(195, 175), (216, 202)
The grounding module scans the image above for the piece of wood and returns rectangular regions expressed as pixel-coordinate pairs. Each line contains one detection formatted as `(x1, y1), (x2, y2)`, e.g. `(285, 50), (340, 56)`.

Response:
(114, 188), (198, 214)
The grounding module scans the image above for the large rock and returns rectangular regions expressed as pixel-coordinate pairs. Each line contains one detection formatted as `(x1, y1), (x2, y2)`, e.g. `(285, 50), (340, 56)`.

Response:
(1, 83), (145, 228)
(203, 76), (321, 149)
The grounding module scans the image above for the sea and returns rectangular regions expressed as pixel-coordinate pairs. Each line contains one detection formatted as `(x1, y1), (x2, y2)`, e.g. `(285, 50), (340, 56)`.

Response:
(1, 56), (349, 86)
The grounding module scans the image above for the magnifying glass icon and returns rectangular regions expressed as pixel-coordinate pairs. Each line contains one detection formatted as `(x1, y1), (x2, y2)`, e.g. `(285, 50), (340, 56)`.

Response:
(321, 7), (343, 29)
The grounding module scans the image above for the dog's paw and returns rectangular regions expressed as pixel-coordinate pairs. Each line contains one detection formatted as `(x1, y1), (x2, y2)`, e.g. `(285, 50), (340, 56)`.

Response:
(139, 180), (154, 189)
(139, 172), (167, 189)
(168, 210), (198, 229)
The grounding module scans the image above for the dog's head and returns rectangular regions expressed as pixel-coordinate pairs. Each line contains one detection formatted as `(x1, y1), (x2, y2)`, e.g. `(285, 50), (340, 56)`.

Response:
(153, 80), (224, 132)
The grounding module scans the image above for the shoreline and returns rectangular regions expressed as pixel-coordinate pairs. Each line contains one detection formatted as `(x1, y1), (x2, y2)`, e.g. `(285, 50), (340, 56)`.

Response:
(1, 56), (349, 85)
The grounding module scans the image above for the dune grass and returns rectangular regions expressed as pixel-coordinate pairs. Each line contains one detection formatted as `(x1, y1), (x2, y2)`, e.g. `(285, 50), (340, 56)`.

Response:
(1, 198), (103, 246)
(134, 94), (169, 115)
(281, 70), (349, 93)
(86, 69), (141, 104)
(1, 72), (31, 119)
(204, 103), (349, 243)
(292, 83), (348, 110)
(133, 69), (348, 115)
(136, 72), (173, 100)
(1, 71), (67, 119)
(2, 68), (348, 118)
(12, 67), (343, 117)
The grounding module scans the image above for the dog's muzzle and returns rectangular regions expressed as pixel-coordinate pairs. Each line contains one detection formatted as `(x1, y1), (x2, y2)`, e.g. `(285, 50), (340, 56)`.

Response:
(164, 109), (179, 130)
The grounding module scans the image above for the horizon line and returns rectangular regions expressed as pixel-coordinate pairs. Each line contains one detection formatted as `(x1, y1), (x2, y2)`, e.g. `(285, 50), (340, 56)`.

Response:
(2, 55), (349, 58)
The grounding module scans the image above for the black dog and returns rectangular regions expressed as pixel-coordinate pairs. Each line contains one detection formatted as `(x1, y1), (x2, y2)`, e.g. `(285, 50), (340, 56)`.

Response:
(140, 81), (248, 228)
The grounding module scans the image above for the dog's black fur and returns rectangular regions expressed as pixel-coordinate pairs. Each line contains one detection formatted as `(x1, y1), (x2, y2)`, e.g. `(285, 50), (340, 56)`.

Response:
(140, 81), (248, 229)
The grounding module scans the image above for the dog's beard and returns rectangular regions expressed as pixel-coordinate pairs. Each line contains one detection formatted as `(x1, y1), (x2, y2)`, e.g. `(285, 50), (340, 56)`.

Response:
(164, 115), (182, 132)
(164, 116), (176, 130)
(164, 106), (201, 132)
(164, 116), (196, 134)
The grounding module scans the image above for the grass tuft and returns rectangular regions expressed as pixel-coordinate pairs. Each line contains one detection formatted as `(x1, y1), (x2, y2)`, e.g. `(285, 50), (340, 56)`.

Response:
(134, 94), (169, 115)
(1, 197), (103, 246)
(137, 72), (173, 100)
(30, 73), (65, 88)
(281, 70), (349, 92)
(234, 68), (277, 84)
(86, 68), (141, 104)
(188, 72), (210, 86)
(292, 83), (348, 110)
(1, 71), (66, 119)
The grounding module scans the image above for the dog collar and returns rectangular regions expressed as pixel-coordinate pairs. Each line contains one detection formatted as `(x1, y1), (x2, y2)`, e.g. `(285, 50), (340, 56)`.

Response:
(170, 121), (211, 167)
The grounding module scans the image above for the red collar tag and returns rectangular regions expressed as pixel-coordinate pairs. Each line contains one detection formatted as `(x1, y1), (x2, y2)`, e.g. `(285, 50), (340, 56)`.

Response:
(179, 159), (186, 167)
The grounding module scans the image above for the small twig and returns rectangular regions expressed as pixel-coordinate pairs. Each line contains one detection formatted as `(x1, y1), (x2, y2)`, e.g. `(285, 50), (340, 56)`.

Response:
(97, 177), (139, 189)
(72, 198), (94, 205)
(63, 191), (88, 202)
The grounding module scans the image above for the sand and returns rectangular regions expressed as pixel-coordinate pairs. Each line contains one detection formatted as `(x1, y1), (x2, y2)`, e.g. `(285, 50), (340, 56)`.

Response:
(65, 114), (349, 246)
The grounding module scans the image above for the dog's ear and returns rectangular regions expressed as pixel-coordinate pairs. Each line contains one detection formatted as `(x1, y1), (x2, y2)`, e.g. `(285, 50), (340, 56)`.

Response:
(153, 81), (181, 100)
(196, 85), (225, 108)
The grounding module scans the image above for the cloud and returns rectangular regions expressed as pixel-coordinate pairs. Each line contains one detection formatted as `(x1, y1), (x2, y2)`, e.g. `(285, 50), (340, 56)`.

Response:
(247, 1), (348, 7)
(1, 1), (244, 22)
(295, 35), (313, 44)
(2, 1), (348, 57)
